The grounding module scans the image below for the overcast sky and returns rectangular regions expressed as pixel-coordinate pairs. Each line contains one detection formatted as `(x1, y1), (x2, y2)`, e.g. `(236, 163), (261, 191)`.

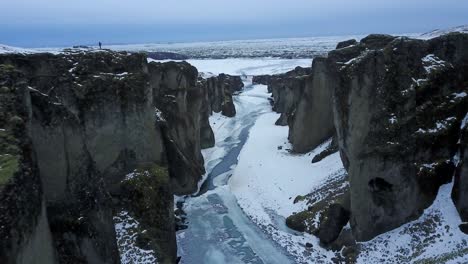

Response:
(1, 0), (467, 47)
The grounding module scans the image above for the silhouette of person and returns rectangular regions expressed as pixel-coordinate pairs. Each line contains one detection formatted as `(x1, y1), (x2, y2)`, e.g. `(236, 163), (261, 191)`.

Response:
(99, 42), (102, 49)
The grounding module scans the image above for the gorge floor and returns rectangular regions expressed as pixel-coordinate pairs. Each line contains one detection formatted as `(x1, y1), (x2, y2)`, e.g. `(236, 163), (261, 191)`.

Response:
(176, 78), (295, 264)
(175, 58), (344, 264)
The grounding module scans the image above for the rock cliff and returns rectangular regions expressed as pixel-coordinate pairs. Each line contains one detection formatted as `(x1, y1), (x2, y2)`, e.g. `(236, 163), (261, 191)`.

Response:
(0, 64), (57, 264)
(288, 58), (335, 153)
(202, 73), (243, 118)
(284, 33), (468, 249)
(0, 51), (240, 263)
(332, 33), (468, 241)
(254, 67), (311, 126)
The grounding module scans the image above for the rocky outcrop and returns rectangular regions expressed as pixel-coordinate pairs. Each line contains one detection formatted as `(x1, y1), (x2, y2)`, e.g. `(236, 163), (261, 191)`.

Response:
(252, 75), (272, 86)
(336, 39), (358, 49)
(260, 66), (311, 126)
(202, 73), (243, 118)
(453, 114), (468, 231)
(284, 33), (468, 248)
(288, 59), (335, 153)
(0, 50), (233, 263)
(149, 61), (208, 195)
(146, 52), (189, 61)
(331, 33), (468, 241)
(0, 65), (56, 264)
(311, 136), (339, 163)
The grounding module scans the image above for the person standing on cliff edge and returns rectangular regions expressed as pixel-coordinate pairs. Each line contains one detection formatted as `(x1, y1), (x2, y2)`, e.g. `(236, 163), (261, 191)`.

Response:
(99, 42), (102, 49)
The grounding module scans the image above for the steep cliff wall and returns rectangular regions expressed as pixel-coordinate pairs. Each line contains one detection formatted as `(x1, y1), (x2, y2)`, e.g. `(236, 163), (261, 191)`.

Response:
(255, 66), (311, 126)
(331, 33), (468, 241)
(284, 33), (468, 250)
(0, 64), (56, 264)
(288, 58), (335, 153)
(149, 61), (208, 195)
(203, 73), (243, 118)
(453, 116), (468, 232)
(0, 50), (243, 263)
(0, 50), (242, 263)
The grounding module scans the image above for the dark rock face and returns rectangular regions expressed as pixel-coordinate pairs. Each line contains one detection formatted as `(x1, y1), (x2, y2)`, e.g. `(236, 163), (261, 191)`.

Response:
(118, 165), (176, 262)
(146, 51), (189, 60)
(288, 58), (335, 153)
(0, 51), (228, 263)
(203, 73), (243, 118)
(317, 203), (351, 245)
(311, 136), (339, 163)
(453, 116), (468, 223)
(149, 61), (208, 195)
(331, 33), (468, 241)
(265, 66), (311, 126)
(336, 39), (358, 49)
(252, 75), (272, 86)
(0, 65), (56, 264)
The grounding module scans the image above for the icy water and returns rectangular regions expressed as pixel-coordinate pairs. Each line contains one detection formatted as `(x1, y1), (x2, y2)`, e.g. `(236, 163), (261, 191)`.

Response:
(176, 79), (294, 264)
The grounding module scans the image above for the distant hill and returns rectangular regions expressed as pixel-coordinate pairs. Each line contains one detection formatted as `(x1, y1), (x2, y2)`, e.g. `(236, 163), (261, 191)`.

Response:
(420, 24), (468, 38)
(0, 44), (34, 54)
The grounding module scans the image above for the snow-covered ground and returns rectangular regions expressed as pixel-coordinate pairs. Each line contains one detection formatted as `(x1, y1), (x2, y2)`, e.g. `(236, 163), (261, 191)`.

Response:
(420, 24), (468, 39)
(229, 112), (343, 219)
(114, 211), (158, 264)
(91, 35), (364, 59)
(358, 182), (468, 263)
(227, 85), (345, 263)
(0, 44), (35, 54)
(186, 58), (312, 76)
(175, 58), (346, 263)
(177, 78), (294, 264)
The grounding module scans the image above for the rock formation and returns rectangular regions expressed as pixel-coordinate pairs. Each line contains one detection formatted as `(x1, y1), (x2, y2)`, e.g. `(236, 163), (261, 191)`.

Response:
(149, 61), (208, 195)
(288, 58), (335, 153)
(331, 33), (468, 241)
(0, 64), (57, 264)
(201, 73), (243, 118)
(284, 33), (468, 247)
(0, 50), (241, 263)
(255, 66), (311, 126)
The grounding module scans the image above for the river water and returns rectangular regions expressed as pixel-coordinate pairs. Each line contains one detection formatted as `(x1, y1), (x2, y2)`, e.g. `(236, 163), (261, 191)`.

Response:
(176, 78), (294, 264)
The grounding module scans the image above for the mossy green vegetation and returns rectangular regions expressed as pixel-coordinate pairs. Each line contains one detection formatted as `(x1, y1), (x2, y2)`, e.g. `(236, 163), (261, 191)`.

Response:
(0, 128), (20, 186)
(120, 163), (173, 262)
(0, 154), (19, 185)
(414, 246), (468, 264)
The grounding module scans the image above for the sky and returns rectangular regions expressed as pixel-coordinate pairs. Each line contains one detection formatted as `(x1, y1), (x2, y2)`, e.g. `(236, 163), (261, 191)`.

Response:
(1, 0), (467, 47)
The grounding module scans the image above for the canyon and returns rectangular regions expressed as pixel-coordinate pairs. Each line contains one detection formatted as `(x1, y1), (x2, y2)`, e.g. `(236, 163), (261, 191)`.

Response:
(0, 31), (467, 264)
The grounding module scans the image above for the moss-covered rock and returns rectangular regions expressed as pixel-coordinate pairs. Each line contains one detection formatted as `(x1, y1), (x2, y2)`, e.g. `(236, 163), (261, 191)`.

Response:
(0, 154), (19, 185)
(119, 164), (176, 264)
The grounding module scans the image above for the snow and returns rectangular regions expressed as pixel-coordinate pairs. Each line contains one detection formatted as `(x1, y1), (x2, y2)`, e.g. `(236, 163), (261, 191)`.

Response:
(0, 44), (35, 54)
(453, 92), (467, 99)
(416, 117), (457, 134)
(227, 84), (344, 263)
(389, 114), (398, 124)
(177, 78), (296, 264)
(155, 108), (166, 122)
(229, 110), (344, 219)
(101, 35), (365, 59)
(114, 211), (158, 264)
(358, 182), (468, 263)
(27, 86), (49, 97)
(149, 58), (313, 76)
(422, 54), (450, 73)
(461, 113), (468, 130)
(420, 25), (468, 39)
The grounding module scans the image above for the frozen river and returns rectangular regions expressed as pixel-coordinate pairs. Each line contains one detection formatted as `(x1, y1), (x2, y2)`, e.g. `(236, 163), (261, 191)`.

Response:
(177, 78), (294, 264)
